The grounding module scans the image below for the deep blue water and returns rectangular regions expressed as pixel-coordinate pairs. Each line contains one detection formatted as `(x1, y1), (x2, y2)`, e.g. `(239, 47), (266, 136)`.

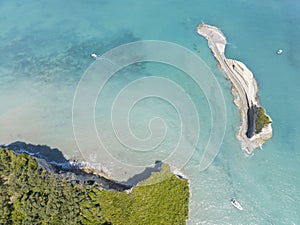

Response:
(0, 1), (299, 224)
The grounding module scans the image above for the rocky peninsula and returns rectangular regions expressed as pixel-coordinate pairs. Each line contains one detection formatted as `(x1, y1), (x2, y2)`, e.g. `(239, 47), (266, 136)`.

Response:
(197, 24), (272, 154)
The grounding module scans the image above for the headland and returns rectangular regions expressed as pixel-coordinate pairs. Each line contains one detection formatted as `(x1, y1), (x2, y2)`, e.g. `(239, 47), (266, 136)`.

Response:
(197, 24), (272, 154)
(0, 144), (189, 224)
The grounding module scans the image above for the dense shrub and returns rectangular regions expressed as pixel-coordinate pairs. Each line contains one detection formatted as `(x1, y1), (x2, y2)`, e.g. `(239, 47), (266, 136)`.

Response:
(255, 107), (271, 133)
(0, 149), (189, 225)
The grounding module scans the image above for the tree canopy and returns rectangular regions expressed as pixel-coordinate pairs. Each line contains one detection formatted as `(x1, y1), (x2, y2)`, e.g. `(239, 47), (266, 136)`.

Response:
(0, 148), (189, 224)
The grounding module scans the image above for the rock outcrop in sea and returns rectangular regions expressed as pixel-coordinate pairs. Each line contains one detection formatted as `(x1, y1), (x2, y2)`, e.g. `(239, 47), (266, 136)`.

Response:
(197, 24), (272, 154)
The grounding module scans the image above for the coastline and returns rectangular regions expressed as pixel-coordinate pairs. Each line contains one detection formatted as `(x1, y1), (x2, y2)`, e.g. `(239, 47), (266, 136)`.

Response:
(197, 24), (272, 154)
(0, 146), (189, 224)
(1, 141), (186, 189)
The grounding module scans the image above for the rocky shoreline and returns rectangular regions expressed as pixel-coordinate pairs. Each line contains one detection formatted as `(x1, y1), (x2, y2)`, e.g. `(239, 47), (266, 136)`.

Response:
(197, 24), (272, 154)
(0, 143), (189, 224)
(1, 141), (165, 191)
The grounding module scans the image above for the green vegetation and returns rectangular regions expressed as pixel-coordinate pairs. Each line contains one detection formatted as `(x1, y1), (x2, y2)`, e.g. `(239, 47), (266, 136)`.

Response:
(255, 107), (272, 133)
(139, 164), (174, 186)
(0, 148), (189, 225)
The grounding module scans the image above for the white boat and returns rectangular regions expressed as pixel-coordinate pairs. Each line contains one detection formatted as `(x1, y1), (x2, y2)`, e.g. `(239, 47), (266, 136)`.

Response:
(91, 53), (98, 59)
(276, 49), (283, 55)
(231, 199), (243, 210)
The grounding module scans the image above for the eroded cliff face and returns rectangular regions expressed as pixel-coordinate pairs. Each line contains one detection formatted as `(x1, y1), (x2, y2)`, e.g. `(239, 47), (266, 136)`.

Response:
(1, 141), (167, 190)
(246, 104), (258, 138)
(2, 141), (132, 191)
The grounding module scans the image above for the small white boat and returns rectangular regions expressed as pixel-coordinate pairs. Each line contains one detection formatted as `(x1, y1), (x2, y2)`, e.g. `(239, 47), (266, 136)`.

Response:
(91, 53), (98, 59)
(276, 49), (283, 55)
(231, 199), (243, 210)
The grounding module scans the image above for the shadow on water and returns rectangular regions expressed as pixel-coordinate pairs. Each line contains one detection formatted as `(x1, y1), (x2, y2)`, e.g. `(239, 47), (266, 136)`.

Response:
(4, 141), (70, 165)
(1, 141), (164, 190)
(2, 141), (131, 191)
(124, 160), (163, 186)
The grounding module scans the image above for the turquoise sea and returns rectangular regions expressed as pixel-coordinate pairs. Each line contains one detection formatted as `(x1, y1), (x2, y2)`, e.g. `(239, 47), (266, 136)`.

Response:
(1, 0), (300, 224)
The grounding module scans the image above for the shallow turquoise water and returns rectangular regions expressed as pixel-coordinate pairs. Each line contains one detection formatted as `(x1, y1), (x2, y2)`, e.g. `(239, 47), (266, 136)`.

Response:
(0, 0), (300, 224)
